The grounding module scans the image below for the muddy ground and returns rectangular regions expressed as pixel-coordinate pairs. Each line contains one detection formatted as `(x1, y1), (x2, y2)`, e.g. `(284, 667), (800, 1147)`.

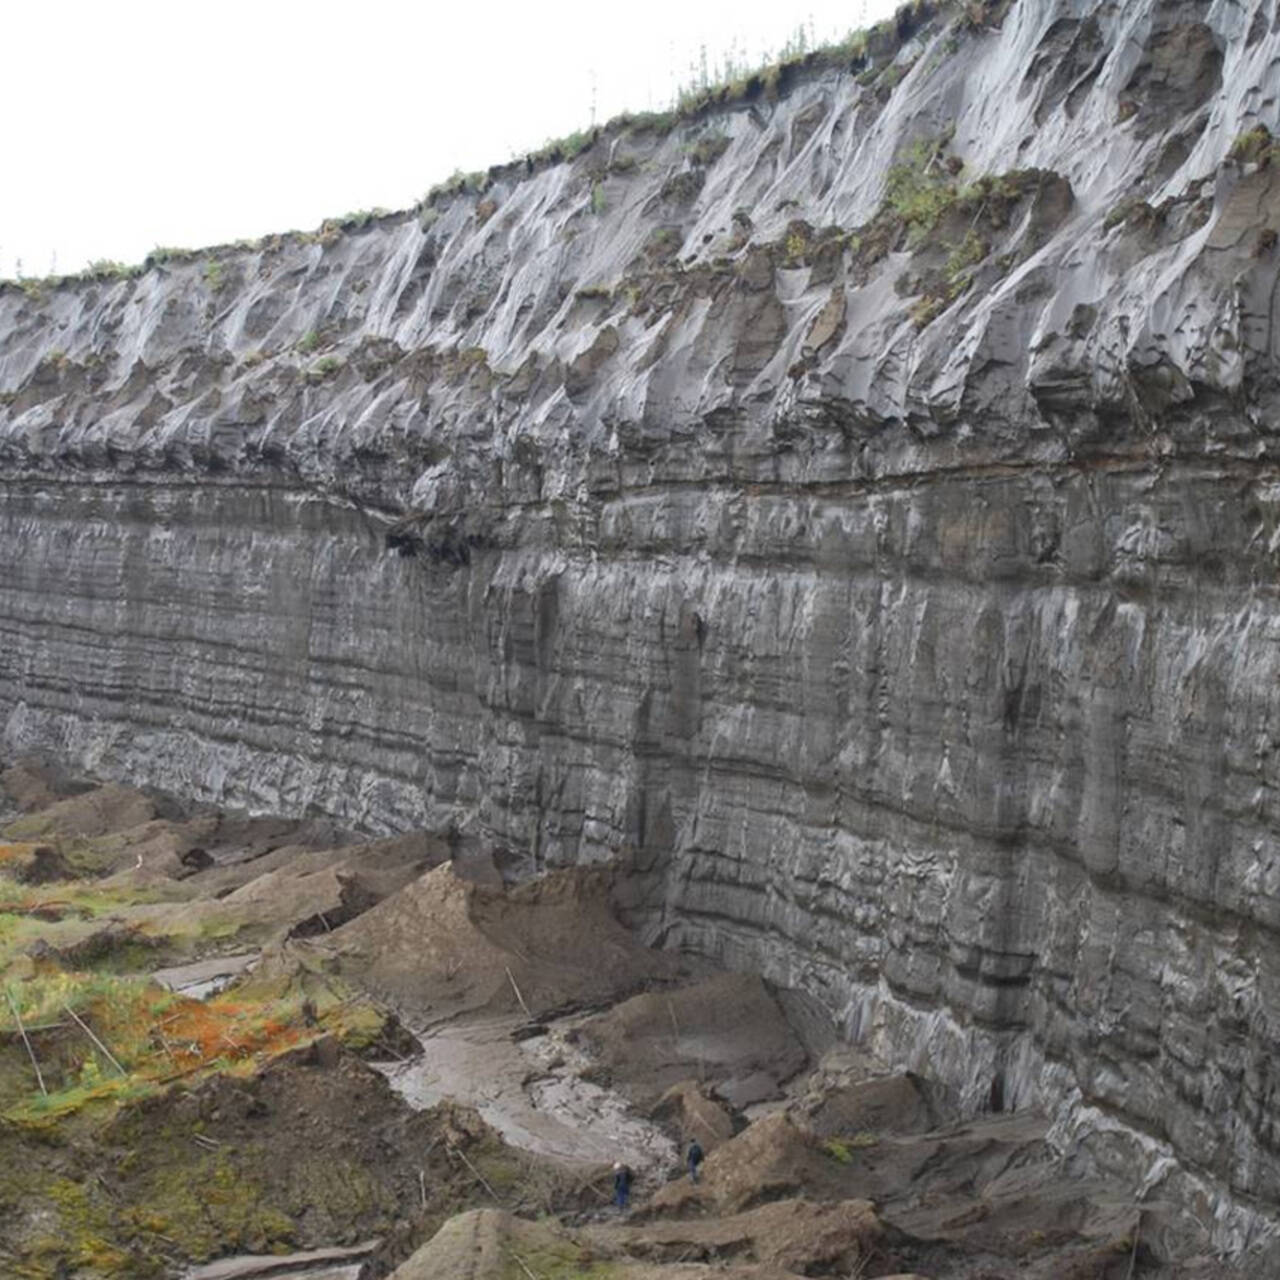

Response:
(0, 759), (1258, 1279)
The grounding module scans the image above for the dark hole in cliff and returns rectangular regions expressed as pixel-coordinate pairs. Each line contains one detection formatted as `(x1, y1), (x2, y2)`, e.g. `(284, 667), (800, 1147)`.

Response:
(179, 845), (214, 874)
(385, 530), (421, 558)
(989, 1074), (1005, 1113)
(1002, 685), (1023, 732)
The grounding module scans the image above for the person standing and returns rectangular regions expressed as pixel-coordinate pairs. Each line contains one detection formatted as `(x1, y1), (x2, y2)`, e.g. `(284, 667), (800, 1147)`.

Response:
(612, 1161), (633, 1210)
(687, 1139), (704, 1184)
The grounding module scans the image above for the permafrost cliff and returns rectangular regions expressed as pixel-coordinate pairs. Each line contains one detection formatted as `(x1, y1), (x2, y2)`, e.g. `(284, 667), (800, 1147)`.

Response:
(3, 0), (1280, 1257)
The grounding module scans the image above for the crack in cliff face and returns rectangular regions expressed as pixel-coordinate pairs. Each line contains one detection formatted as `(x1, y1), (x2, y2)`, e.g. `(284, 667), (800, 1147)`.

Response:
(3, 0), (1280, 1258)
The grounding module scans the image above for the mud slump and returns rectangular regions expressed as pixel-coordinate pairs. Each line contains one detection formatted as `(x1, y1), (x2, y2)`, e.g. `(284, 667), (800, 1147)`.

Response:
(0, 763), (1256, 1278)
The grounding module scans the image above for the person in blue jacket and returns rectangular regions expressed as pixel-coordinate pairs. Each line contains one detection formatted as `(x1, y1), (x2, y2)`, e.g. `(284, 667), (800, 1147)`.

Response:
(612, 1161), (633, 1210)
(687, 1138), (704, 1183)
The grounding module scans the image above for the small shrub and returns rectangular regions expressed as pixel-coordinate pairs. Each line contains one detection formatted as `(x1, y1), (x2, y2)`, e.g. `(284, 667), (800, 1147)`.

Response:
(878, 62), (907, 95)
(885, 136), (959, 239)
(296, 330), (322, 354)
(909, 294), (948, 328)
(85, 259), (134, 280)
(1229, 124), (1274, 165)
(823, 1133), (879, 1163)
(590, 181), (606, 216)
(332, 207), (389, 229)
(146, 245), (194, 266)
(945, 228), (986, 283)
(1103, 197), (1157, 232)
(644, 226), (682, 260)
(614, 109), (677, 137)
(307, 356), (342, 383)
(687, 132), (730, 167)
(660, 169), (704, 205)
(203, 260), (225, 291)
(783, 223), (811, 266)
(559, 129), (595, 160)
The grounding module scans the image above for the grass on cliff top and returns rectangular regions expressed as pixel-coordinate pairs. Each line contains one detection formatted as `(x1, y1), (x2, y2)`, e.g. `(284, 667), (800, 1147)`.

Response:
(0, 0), (1010, 299)
(423, 0), (975, 205)
(0, 4), (968, 295)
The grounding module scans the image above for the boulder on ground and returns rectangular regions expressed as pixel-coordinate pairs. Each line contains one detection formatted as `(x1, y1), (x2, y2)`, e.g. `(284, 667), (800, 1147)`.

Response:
(576, 972), (806, 1109)
(800, 1072), (939, 1139)
(651, 1079), (735, 1150)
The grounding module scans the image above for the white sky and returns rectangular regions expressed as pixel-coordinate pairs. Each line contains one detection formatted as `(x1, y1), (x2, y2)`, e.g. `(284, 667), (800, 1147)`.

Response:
(1, 0), (900, 279)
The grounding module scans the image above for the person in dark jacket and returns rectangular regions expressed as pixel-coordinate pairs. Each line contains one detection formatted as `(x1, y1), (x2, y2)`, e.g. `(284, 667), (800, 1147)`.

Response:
(687, 1138), (704, 1183)
(612, 1161), (633, 1210)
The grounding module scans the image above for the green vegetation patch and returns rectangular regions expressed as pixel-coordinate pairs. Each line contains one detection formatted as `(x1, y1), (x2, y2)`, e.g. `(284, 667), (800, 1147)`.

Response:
(1229, 124), (1276, 166)
(823, 1133), (880, 1163)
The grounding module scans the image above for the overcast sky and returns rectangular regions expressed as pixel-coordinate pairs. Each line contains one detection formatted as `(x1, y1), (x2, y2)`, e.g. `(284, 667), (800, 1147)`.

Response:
(1, 0), (901, 279)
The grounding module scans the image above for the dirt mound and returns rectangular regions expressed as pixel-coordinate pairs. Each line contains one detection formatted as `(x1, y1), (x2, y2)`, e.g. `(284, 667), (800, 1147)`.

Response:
(0, 776), (208, 881)
(385, 1210), (572, 1280)
(575, 973), (805, 1109)
(3, 782), (156, 842)
(661, 1101), (1151, 1280)
(643, 1112), (839, 1218)
(329, 864), (684, 1023)
(0, 762), (63, 813)
(386, 1207), (830, 1279)
(599, 1197), (884, 1275)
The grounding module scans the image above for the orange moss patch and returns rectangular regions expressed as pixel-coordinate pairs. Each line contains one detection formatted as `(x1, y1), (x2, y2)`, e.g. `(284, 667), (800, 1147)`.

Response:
(0, 842), (42, 880)
(155, 993), (305, 1073)
(2, 970), (368, 1121)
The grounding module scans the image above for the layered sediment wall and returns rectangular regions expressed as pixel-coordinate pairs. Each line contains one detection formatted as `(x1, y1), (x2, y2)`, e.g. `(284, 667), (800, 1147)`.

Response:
(4, 0), (1280, 1253)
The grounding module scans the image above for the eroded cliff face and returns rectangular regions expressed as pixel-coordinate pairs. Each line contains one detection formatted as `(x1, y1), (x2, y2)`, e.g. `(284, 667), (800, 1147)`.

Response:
(3, 0), (1280, 1255)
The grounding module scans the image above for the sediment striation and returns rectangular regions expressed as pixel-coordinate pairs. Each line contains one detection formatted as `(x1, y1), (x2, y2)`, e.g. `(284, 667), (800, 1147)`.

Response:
(3, 0), (1280, 1256)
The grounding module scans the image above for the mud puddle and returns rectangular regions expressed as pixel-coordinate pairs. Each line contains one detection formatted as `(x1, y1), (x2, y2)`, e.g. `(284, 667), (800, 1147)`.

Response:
(374, 1012), (676, 1173)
